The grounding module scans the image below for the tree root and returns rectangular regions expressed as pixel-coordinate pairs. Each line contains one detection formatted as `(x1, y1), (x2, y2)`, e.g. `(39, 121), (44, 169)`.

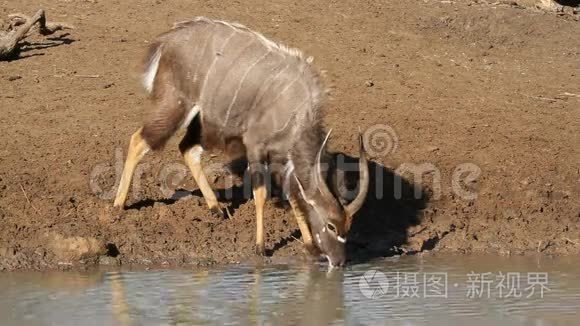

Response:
(538, 0), (580, 13)
(539, 0), (565, 11)
(0, 9), (73, 60)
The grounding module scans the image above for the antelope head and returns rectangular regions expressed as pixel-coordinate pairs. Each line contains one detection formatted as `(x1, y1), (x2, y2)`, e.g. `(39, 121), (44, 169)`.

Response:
(294, 132), (369, 267)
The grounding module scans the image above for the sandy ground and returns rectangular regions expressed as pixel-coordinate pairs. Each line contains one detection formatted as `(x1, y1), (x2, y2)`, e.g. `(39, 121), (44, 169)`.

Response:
(0, 0), (578, 270)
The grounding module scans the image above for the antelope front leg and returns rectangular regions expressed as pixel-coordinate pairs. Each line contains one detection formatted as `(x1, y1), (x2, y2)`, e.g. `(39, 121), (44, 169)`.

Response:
(250, 161), (268, 256)
(113, 128), (150, 207)
(288, 196), (319, 255)
(181, 145), (222, 217)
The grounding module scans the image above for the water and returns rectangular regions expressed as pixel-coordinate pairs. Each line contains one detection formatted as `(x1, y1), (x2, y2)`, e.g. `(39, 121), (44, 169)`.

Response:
(1, 255), (579, 326)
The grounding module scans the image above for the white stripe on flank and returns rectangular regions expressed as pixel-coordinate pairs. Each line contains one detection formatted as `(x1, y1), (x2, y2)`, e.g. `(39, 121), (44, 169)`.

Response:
(187, 17), (306, 60)
(181, 104), (201, 129)
(192, 23), (213, 84)
(273, 96), (308, 135)
(142, 47), (162, 93)
(259, 72), (301, 111)
(200, 29), (238, 99)
(248, 63), (289, 112)
(222, 50), (272, 128)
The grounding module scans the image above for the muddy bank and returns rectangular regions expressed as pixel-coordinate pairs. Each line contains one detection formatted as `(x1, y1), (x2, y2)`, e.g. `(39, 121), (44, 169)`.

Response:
(1, 0), (579, 270)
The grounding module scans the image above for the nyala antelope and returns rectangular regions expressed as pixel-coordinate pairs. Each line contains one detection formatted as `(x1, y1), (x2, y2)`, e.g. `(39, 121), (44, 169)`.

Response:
(113, 17), (369, 267)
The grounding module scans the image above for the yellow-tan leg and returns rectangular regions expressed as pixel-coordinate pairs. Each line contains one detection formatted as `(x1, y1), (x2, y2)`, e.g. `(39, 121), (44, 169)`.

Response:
(253, 184), (267, 255)
(182, 145), (222, 216)
(113, 128), (149, 207)
(288, 196), (318, 255)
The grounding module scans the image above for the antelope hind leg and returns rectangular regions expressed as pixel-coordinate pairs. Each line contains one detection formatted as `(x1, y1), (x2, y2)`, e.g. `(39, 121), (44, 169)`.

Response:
(113, 128), (150, 207)
(181, 144), (223, 217)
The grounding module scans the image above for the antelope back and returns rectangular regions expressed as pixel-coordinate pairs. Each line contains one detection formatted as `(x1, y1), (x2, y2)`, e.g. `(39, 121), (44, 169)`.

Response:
(143, 17), (326, 149)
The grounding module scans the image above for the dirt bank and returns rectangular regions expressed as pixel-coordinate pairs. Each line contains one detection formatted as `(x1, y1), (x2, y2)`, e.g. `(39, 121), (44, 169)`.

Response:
(1, 0), (579, 270)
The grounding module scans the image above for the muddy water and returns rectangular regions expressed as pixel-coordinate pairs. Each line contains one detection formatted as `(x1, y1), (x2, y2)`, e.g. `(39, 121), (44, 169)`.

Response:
(1, 255), (579, 326)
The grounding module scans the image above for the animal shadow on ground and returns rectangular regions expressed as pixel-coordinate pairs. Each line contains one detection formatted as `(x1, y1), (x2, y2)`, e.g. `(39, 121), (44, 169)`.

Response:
(126, 153), (429, 263)
(126, 158), (254, 212)
(333, 153), (429, 264)
(554, 0), (580, 6)
(2, 34), (74, 61)
(220, 153), (429, 262)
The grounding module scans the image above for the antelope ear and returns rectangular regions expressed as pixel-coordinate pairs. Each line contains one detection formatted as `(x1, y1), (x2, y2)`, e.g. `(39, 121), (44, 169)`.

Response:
(330, 154), (350, 206)
(326, 160), (356, 233)
(293, 174), (316, 206)
(314, 129), (335, 202)
(344, 133), (369, 218)
(345, 214), (354, 234)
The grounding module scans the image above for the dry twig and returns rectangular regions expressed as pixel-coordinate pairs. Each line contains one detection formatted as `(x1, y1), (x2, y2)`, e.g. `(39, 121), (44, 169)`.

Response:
(0, 9), (73, 60)
(291, 234), (304, 244)
(19, 183), (41, 215)
(74, 74), (101, 78)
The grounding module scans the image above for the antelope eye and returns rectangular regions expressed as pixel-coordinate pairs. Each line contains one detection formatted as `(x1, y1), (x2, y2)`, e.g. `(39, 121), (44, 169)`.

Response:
(326, 222), (337, 233)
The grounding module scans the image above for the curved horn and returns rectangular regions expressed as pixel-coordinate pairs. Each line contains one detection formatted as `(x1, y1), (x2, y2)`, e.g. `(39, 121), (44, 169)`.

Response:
(315, 129), (335, 201)
(344, 133), (369, 218)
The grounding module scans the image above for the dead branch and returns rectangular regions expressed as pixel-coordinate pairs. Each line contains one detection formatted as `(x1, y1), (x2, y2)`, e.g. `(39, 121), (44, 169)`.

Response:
(0, 9), (73, 60)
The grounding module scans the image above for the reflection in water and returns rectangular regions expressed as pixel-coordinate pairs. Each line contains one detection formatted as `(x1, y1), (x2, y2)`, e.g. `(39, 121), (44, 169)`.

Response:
(249, 268), (260, 326)
(266, 266), (345, 326)
(109, 272), (132, 326)
(1, 255), (580, 325)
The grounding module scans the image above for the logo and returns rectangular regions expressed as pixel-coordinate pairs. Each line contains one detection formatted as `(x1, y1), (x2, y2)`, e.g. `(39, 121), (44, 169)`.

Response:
(359, 270), (390, 299)
(363, 124), (399, 158)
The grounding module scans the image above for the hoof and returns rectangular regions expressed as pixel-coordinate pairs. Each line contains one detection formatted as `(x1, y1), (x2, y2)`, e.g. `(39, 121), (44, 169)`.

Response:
(209, 206), (225, 219)
(112, 200), (125, 209)
(255, 243), (266, 256)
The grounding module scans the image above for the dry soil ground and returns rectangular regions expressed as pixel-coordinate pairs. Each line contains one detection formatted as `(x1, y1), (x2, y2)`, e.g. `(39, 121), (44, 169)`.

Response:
(0, 0), (578, 270)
